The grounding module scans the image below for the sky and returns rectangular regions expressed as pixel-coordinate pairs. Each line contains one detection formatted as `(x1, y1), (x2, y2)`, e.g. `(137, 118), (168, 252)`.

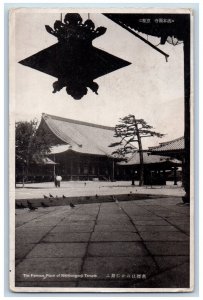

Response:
(13, 9), (184, 149)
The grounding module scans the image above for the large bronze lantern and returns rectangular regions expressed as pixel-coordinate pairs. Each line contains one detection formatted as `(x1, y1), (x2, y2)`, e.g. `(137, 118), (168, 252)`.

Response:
(19, 13), (131, 100)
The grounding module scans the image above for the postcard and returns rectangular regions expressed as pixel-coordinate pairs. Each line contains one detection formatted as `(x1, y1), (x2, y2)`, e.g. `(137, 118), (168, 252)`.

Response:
(9, 7), (194, 292)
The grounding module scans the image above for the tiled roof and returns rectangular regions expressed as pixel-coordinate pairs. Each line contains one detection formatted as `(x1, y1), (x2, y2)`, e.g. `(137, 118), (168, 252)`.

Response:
(118, 151), (181, 166)
(40, 113), (120, 157)
(149, 136), (184, 152)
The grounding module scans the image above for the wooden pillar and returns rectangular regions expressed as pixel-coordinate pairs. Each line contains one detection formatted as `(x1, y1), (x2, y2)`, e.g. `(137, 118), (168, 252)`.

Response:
(70, 159), (73, 180)
(163, 169), (166, 183)
(53, 154), (56, 177)
(112, 159), (115, 181)
(174, 167), (178, 185)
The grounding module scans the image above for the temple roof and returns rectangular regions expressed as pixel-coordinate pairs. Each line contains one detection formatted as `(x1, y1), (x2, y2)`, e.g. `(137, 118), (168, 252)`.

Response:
(149, 136), (184, 152)
(39, 113), (122, 157)
(118, 151), (181, 166)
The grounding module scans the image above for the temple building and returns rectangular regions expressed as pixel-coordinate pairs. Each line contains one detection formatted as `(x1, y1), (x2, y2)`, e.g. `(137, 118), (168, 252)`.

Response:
(117, 151), (182, 185)
(149, 136), (185, 185)
(29, 113), (121, 182)
(149, 136), (184, 160)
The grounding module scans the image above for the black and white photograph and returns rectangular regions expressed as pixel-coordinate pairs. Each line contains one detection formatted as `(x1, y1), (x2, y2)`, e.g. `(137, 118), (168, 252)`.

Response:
(9, 8), (193, 292)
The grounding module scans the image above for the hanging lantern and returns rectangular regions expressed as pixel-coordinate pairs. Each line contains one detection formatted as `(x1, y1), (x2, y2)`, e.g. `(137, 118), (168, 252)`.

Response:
(19, 13), (131, 100)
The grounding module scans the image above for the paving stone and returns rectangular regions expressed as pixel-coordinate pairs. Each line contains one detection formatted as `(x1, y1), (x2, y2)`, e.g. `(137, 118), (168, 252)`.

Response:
(139, 231), (189, 242)
(139, 205), (167, 210)
(173, 224), (190, 234)
(125, 212), (153, 217)
(169, 206), (189, 212)
(72, 210), (99, 215)
(136, 225), (178, 232)
(94, 224), (136, 232)
(27, 243), (87, 258)
(16, 221), (27, 227)
(88, 242), (148, 257)
(68, 215), (96, 221)
(96, 219), (132, 225)
(173, 211), (190, 217)
(142, 197), (182, 204)
(82, 256), (158, 280)
(42, 232), (91, 242)
(127, 215), (162, 220)
(15, 210), (47, 222)
(100, 203), (120, 208)
(77, 203), (99, 208)
(16, 225), (53, 231)
(144, 242), (189, 256)
(130, 202), (153, 206)
(122, 205), (151, 211)
(156, 212), (186, 218)
(71, 211), (98, 216)
(51, 224), (94, 233)
(90, 231), (141, 242)
(57, 220), (95, 226)
(97, 215), (129, 221)
(99, 210), (123, 215)
(132, 220), (169, 226)
(144, 207), (170, 212)
(99, 209), (122, 214)
(16, 230), (50, 244)
(15, 243), (36, 259)
(22, 218), (64, 227)
(154, 256), (189, 271)
(98, 211), (124, 216)
(15, 258), (82, 281)
(97, 219), (130, 224)
(166, 218), (190, 225)
(15, 259), (21, 266)
(100, 204), (121, 208)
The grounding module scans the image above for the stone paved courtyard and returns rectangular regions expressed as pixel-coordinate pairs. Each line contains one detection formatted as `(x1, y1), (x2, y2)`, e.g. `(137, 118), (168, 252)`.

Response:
(14, 195), (191, 290)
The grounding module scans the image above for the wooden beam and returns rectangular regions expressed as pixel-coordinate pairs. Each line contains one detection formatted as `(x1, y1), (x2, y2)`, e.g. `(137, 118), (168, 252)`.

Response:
(103, 15), (169, 60)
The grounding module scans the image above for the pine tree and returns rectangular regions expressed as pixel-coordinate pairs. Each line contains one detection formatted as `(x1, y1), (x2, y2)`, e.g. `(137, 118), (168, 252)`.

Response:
(109, 115), (164, 186)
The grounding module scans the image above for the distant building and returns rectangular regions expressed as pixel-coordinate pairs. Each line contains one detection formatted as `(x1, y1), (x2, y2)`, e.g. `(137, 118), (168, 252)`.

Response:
(148, 136), (185, 185)
(117, 151), (182, 185)
(149, 136), (184, 160)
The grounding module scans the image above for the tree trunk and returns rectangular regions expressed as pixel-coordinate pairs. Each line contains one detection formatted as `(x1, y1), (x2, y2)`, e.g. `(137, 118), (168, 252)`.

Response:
(24, 157), (30, 188)
(22, 165), (25, 188)
(134, 119), (144, 186)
